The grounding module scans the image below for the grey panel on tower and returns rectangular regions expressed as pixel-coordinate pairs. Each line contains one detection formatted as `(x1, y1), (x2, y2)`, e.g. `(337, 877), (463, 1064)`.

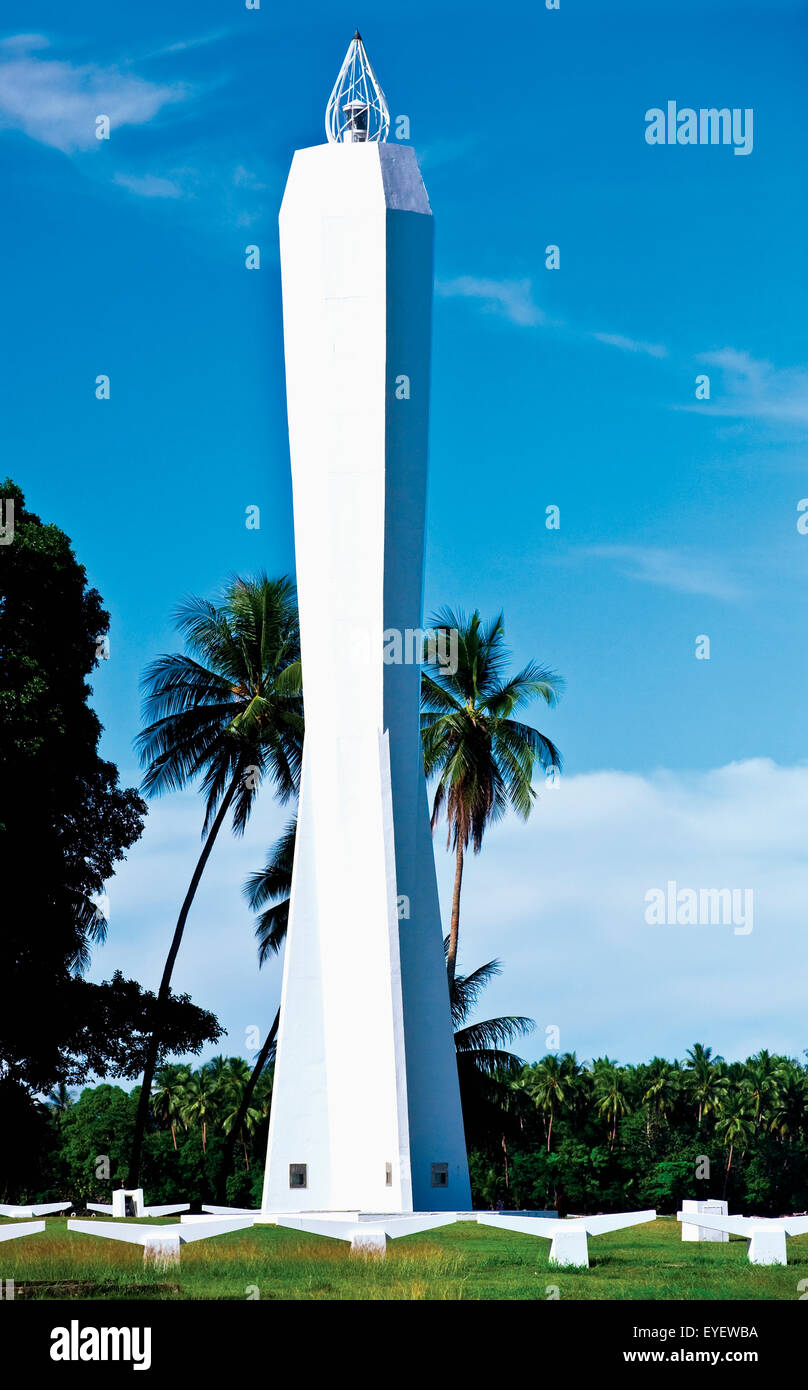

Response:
(379, 145), (433, 215)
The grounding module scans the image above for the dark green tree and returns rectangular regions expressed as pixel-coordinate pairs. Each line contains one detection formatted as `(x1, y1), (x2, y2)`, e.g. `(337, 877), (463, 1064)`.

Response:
(0, 481), (151, 1089)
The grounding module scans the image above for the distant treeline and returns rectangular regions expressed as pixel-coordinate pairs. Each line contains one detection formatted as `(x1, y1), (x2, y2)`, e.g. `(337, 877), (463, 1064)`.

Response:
(471, 1046), (808, 1216)
(10, 1045), (808, 1216)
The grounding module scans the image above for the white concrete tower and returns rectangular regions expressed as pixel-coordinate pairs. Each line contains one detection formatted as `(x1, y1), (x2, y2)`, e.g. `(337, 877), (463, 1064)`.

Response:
(262, 33), (471, 1214)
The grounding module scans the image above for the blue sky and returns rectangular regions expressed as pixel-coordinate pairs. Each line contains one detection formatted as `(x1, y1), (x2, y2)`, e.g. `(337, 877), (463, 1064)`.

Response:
(2, 2), (806, 1071)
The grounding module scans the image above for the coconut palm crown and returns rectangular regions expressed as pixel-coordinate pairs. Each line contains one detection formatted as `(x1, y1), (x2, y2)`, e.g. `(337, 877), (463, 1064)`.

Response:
(421, 608), (563, 986)
(136, 574), (303, 834)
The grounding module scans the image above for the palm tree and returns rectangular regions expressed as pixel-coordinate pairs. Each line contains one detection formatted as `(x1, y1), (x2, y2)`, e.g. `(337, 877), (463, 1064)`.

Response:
(213, 820), (296, 1200)
(151, 1064), (189, 1150)
(219, 1058), (264, 1170)
(684, 1043), (728, 1125)
(641, 1058), (680, 1133)
(45, 1083), (75, 1116)
(592, 1058), (630, 1150)
(768, 1064), (808, 1143)
(515, 1056), (568, 1152)
(715, 1095), (755, 1197)
(245, 819), (297, 964)
(421, 609), (563, 987)
(451, 955), (533, 1078)
(743, 1050), (786, 1131)
(179, 1069), (216, 1154)
(126, 574), (302, 1185)
(451, 954), (533, 1158)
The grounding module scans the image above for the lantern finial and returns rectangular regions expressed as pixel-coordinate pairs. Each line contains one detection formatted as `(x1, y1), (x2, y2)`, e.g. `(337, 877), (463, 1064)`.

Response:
(325, 33), (390, 144)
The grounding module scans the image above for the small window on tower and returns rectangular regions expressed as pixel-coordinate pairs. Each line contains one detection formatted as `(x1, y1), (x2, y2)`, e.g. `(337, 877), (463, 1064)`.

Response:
(289, 1163), (308, 1189)
(385, 1163), (393, 1186)
(431, 1163), (449, 1188)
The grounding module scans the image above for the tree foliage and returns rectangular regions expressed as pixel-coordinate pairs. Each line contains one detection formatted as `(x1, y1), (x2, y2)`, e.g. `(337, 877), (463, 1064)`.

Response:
(0, 484), (222, 1151)
(472, 1046), (808, 1216)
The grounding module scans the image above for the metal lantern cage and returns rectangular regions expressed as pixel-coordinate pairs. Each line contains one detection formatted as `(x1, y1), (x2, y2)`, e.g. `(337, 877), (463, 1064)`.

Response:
(325, 31), (390, 144)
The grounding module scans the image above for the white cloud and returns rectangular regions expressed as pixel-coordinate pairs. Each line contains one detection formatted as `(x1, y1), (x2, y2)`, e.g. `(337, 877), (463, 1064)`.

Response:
(437, 279), (670, 355)
(437, 759), (808, 1063)
(0, 33), (50, 53)
(108, 157), (275, 227)
(584, 545), (742, 600)
(144, 32), (230, 60)
(113, 171), (184, 199)
(89, 791), (288, 1068)
(0, 34), (189, 152)
(593, 331), (668, 359)
(232, 164), (266, 191)
(93, 762), (808, 1076)
(688, 347), (808, 426)
(436, 275), (545, 327)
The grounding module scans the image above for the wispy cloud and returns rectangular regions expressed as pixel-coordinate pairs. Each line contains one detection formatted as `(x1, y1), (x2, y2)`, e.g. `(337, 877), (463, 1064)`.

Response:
(585, 545), (742, 600)
(438, 272), (806, 439)
(0, 33), (49, 53)
(592, 331), (668, 359)
(110, 157), (276, 230)
(0, 33), (189, 153)
(688, 347), (808, 426)
(113, 171), (185, 199)
(436, 275), (545, 327)
(438, 271), (668, 351)
(143, 31), (230, 60)
(232, 164), (267, 192)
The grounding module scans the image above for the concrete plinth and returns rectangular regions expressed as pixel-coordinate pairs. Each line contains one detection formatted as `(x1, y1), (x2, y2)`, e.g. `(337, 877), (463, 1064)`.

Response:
(549, 1228), (590, 1267)
(681, 1199), (729, 1241)
(112, 1188), (143, 1218)
(350, 1229), (387, 1255)
(143, 1235), (181, 1268)
(747, 1226), (788, 1266)
(87, 1191), (190, 1218)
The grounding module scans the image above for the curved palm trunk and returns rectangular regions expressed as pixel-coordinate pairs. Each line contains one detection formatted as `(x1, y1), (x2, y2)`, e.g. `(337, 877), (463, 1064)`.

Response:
(127, 775), (239, 1187)
(446, 839), (465, 988)
(216, 1008), (280, 1201)
(722, 1142), (734, 1198)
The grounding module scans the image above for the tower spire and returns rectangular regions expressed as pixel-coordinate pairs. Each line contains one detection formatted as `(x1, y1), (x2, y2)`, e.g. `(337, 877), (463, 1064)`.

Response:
(325, 32), (390, 144)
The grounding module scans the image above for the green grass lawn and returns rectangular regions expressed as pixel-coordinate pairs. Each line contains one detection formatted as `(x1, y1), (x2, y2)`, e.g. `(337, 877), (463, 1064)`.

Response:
(2, 1216), (806, 1300)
